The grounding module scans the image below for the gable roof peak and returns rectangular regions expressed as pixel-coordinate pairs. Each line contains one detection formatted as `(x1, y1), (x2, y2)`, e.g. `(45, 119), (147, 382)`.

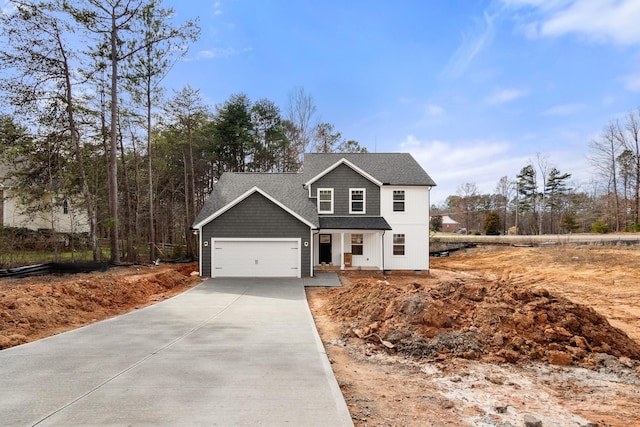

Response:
(302, 152), (437, 186)
(303, 156), (382, 187)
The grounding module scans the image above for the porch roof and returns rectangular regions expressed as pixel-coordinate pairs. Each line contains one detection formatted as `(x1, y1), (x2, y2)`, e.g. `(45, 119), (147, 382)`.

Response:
(318, 216), (392, 230)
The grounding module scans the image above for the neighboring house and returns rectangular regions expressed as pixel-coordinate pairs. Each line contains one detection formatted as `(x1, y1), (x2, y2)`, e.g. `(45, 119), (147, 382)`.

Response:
(192, 153), (436, 278)
(440, 215), (461, 233)
(0, 186), (89, 234)
(0, 163), (89, 234)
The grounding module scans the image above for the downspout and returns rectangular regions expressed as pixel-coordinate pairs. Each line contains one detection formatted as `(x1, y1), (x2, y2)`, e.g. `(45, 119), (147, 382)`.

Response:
(198, 227), (203, 276)
(381, 230), (385, 272)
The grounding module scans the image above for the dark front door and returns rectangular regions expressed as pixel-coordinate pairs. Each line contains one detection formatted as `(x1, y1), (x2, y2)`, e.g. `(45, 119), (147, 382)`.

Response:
(319, 234), (332, 264)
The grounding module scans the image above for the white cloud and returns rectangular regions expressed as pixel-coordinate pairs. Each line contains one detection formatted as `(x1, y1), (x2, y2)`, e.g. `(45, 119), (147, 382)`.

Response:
(213, 2), (223, 16)
(197, 47), (235, 58)
(484, 88), (528, 105)
(191, 47), (252, 61)
(503, 0), (640, 45)
(396, 133), (595, 203)
(441, 10), (497, 78)
(397, 135), (521, 202)
(621, 72), (640, 92)
(541, 103), (586, 115)
(426, 104), (445, 116)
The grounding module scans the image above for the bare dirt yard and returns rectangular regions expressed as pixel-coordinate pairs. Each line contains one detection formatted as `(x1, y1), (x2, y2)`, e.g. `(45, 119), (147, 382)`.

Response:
(2, 247), (640, 426)
(0, 262), (201, 349)
(307, 245), (640, 426)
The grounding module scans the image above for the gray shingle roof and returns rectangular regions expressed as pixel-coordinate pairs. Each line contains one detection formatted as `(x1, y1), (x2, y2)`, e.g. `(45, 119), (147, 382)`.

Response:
(193, 173), (319, 228)
(318, 216), (392, 230)
(303, 153), (437, 186)
(194, 153), (436, 229)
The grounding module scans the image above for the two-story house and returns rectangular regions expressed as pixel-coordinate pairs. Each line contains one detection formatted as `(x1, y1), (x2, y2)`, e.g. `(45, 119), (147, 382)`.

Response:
(192, 153), (436, 277)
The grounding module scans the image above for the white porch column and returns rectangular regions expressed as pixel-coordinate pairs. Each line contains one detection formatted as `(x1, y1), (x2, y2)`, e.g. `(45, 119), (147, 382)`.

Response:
(340, 232), (345, 270)
(378, 232), (384, 270)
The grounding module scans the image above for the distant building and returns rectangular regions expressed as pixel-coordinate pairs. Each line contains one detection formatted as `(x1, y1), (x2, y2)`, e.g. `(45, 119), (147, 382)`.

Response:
(1, 163), (89, 234)
(441, 215), (461, 233)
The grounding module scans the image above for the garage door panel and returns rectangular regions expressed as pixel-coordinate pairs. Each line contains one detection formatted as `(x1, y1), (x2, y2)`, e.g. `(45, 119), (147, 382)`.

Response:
(213, 240), (300, 277)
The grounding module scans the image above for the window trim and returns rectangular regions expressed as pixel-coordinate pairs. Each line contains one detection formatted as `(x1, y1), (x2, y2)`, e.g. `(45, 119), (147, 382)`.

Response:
(393, 233), (405, 256)
(317, 188), (334, 214)
(349, 188), (366, 214)
(393, 190), (405, 212)
(351, 233), (364, 256)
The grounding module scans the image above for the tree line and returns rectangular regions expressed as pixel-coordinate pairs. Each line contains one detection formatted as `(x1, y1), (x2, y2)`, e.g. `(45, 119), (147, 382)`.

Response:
(433, 109), (640, 235)
(0, 0), (365, 263)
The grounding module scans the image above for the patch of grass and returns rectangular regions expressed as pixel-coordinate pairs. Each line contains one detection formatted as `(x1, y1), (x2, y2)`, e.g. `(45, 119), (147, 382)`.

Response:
(0, 249), (109, 269)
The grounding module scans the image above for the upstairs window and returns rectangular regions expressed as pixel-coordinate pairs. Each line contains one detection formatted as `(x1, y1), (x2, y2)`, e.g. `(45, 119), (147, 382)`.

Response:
(393, 190), (405, 212)
(393, 234), (405, 255)
(351, 234), (363, 255)
(318, 188), (334, 214)
(349, 188), (365, 214)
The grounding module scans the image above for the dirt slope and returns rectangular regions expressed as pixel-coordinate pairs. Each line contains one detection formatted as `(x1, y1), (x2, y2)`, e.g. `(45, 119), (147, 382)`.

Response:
(0, 263), (201, 349)
(2, 247), (639, 425)
(308, 245), (640, 426)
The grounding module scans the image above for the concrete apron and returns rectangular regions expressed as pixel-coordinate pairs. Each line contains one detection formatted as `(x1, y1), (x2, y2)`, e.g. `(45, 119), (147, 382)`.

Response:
(0, 277), (353, 426)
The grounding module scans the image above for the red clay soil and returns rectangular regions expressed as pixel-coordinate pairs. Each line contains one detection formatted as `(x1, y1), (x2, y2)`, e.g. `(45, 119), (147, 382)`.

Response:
(325, 272), (640, 367)
(307, 246), (640, 426)
(0, 262), (201, 349)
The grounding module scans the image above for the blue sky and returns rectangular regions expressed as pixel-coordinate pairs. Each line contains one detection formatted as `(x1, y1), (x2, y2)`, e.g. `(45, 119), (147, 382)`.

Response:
(85, 1), (640, 202)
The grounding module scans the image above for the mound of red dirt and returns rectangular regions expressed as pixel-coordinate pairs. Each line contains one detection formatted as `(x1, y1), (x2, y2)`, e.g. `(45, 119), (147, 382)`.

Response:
(0, 263), (201, 349)
(326, 274), (640, 366)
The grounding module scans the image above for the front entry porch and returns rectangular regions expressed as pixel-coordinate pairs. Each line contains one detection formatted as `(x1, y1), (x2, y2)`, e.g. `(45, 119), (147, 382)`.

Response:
(313, 230), (385, 272)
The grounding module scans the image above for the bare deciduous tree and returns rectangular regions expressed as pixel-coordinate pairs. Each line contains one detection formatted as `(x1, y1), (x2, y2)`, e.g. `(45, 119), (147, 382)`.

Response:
(285, 86), (317, 165)
(590, 121), (624, 232)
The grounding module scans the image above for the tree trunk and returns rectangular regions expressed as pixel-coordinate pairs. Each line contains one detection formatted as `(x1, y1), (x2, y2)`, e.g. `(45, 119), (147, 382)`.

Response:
(109, 13), (120, 264)
(147, 84), (156, 262)
(187, 129), (197, 258)
(58, 27), (100, 262)
(182, 148), (191, 256)
(118, 130), (133, 261)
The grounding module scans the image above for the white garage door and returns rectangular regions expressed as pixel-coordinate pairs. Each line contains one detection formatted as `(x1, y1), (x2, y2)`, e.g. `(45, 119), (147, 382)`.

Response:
(212, 239), (300, 277)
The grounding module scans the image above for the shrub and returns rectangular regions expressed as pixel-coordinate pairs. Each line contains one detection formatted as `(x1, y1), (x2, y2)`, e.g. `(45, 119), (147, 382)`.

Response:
(430, 215), (443, 232)
(483, 211), (501, 235)
(592, 221), (609, 234)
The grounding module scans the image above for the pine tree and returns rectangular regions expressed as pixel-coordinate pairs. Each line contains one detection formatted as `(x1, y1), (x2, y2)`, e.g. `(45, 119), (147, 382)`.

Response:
(483, 211), (501, 235)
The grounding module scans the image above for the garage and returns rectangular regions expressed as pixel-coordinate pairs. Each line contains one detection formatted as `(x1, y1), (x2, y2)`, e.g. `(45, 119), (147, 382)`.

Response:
(211, 238), (301, 278)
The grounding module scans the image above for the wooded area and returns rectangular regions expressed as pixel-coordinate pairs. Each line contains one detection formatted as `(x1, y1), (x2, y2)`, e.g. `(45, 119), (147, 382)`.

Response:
(0, 0), (366, 263)
(433, 109), (640, 235)
(1, 1), (639, 265)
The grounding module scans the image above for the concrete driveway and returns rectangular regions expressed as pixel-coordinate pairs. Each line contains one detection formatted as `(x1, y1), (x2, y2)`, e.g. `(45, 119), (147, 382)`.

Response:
(0, 276), (353, 426)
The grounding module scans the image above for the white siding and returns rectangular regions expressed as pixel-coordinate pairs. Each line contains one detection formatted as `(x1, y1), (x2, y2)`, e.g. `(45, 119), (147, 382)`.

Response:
(1, 188), (89, 233)
(381, 186), (431, 270)
(349, 232), (381, 268)
(313, 231), (382, 268)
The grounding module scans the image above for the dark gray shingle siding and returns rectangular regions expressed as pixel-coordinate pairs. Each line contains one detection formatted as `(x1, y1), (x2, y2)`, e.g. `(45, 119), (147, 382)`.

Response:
(201, 192), (312, 276)
(194, 172), (318, 228)
(310, 163), (380, 216)
(303, 153), (436, 186)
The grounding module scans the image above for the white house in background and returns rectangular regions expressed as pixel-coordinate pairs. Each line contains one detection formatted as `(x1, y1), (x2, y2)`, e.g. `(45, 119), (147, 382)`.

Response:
(0, 163), (89, 234)
(192, 153), (437, 278)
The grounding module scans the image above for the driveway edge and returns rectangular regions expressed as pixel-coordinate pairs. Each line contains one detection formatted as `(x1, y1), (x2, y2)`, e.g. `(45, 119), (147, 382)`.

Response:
(303, 294), (354, 426)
